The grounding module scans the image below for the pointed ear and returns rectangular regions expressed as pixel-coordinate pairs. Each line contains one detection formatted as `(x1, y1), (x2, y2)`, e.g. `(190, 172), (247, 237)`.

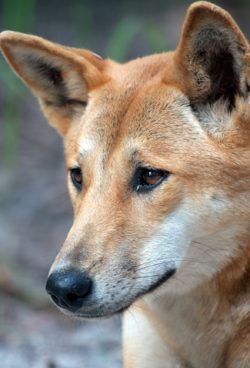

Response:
(175, 1), (249, 111)
(0, 31), (108, 135)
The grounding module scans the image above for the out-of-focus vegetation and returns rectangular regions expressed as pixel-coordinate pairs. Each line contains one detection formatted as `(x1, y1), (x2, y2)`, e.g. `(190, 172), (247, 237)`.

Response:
(0, 0), (249, 164)
(1, 0), (36, 164)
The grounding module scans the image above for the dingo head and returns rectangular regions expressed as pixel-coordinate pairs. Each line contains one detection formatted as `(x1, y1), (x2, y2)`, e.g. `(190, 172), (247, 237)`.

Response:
(1, 1), (250, 318)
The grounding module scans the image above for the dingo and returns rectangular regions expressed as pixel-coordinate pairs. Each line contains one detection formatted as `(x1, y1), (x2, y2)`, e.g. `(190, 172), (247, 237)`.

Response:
(1, 2), (250, 367)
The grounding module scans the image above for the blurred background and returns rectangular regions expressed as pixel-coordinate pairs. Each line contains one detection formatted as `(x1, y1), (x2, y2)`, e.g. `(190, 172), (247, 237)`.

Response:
(0, 0), (249, 367)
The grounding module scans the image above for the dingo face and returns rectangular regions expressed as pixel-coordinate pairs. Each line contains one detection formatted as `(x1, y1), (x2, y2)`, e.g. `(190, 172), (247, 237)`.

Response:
(1, 2), (250, 318)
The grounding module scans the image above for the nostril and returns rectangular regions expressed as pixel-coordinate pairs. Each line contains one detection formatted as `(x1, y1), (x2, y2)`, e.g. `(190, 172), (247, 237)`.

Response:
(51, 294), (59, 304)
(67, 293), (81, 303)
(50, 294), (68, 309)
(46, 268), (92, 312)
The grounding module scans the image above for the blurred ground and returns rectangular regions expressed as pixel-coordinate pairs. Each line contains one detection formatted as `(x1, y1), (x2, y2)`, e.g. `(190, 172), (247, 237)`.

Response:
(0, 295), (121, 368)
(0, 1), (249, 367)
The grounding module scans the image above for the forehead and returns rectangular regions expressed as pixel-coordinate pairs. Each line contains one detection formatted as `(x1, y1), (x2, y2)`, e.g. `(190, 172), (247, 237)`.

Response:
(65, 57), (205, 165)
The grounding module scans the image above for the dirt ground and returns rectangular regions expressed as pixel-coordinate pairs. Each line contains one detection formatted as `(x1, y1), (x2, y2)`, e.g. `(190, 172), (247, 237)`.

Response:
(0, 295), (121, 368)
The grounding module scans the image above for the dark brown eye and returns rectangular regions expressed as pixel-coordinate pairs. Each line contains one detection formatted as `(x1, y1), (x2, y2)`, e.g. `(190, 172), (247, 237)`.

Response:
(132, 167), (170, 193)
(142, 170), (163, 186)
(70, 167), (83, 190)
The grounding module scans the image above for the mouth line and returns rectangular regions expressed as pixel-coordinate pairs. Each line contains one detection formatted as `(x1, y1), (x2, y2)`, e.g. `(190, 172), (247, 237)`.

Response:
(139, 267), (176, 297)
(73, 268), (176, 319)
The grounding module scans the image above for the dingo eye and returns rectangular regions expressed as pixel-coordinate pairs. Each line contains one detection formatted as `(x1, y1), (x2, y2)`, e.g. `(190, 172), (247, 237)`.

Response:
(133, 167), (169, 193)
(70, 167), (83, 190)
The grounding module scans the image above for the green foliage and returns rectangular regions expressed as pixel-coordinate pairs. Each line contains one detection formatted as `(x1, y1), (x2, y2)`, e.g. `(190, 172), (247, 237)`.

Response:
(71, 0), (95, 47)
(106, 16), (143, 61)
(0, 0), (36, 165)
(106, 16), (167, 61)
(144, 20), (168, 54)
(2, 0), (36, 32)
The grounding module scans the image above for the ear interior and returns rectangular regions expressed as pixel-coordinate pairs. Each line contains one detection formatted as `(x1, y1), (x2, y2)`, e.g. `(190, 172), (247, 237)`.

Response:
(0, 31), (106, 134)
(14, 46), (88, 108)
(192, 25), (243, 108)
(175, 2), (249, 111)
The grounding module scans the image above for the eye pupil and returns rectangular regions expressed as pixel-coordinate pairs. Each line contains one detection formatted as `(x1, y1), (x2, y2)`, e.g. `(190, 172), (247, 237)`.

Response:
(143, 170), (162, 184)
(133, 167), (169, 193)
(70, 167), (83, 190)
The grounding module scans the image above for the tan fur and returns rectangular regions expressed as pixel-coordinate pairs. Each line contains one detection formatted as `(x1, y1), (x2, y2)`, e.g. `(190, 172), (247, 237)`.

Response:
(1, 2), (250, 367)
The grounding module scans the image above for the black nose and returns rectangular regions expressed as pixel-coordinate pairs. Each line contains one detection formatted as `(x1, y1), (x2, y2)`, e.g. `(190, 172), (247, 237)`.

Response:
(46, 269), (92, 312)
